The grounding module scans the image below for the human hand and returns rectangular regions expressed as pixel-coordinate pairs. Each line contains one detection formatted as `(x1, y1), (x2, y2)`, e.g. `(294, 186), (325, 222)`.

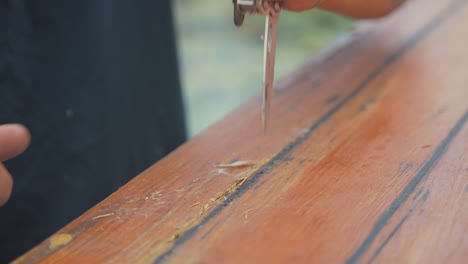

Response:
(0, 124), (30, 206)
(283, 0), (407, 18)
(283, 0), (324, 12)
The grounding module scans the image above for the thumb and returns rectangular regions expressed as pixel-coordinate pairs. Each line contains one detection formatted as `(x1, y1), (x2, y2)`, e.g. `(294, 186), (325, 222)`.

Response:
(0, 124), (30, 162)
(0, 124), (30, 206)
(0, 163), (13, 206)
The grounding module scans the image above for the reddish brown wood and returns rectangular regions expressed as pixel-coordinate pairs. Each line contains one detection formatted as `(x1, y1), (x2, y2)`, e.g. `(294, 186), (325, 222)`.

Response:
(15, 0), (468, 263)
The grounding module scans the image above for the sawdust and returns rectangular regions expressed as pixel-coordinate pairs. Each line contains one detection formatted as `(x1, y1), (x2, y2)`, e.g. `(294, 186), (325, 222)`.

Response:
(150, 157), (270, 255)
(167, 174), (250, 241)
(128, 190), (165, 204)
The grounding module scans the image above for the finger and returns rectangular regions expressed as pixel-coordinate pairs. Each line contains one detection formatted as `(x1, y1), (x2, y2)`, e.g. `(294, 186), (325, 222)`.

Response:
(283, 0), (319, 12)
(0, 163), (13, 206)
(0, 124), (31, 162)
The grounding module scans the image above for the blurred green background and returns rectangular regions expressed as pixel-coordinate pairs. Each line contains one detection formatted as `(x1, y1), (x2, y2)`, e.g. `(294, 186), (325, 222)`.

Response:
(174, 0), (353, 137)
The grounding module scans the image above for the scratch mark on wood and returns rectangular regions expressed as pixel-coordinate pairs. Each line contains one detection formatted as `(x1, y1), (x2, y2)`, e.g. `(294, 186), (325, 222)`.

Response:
(412, 189), (424, 201)
(200, 222), (221, 241)
(254, 179), (268, 190)
(148, 158), (271, 259)
(324, 95), (340, 105)
(421, 190), (430, 202)
(398, 162), (414, 176)
(431, 105), (449, 119)
(360, 99), (376, 112)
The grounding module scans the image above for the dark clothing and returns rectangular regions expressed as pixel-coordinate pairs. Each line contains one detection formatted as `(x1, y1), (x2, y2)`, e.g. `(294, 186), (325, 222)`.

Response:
(0, 0), (186, 261)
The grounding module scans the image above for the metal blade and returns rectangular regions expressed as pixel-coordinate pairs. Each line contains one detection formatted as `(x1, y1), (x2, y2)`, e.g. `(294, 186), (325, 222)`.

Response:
(262, 13), (279, 132)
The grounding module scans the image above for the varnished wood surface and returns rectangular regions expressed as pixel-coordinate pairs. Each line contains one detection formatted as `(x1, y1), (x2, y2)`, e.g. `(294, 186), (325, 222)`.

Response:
(16, 0), (468, 263)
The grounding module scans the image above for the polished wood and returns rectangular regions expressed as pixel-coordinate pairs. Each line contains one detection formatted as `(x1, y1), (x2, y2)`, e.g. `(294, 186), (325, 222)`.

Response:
(16, 0), (468, 263)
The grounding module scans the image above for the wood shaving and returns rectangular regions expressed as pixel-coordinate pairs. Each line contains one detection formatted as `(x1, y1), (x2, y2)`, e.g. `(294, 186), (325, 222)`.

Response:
(92, 213), (115, 220)
(243, 209), (254, 220)
(216, 161), (256, 169)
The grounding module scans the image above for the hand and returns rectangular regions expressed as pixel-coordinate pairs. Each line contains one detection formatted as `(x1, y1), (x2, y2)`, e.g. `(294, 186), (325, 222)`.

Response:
(283, 0), (407, 18)
(0, 124), (30, 206)
(283, 0), (323, 12)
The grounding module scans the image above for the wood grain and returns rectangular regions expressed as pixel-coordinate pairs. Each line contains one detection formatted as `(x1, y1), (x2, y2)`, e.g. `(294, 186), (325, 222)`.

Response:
(15, 0), (468, 263)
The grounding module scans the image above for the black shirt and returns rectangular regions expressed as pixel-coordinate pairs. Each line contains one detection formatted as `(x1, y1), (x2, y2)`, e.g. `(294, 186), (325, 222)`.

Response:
(0, 0), (186, 261)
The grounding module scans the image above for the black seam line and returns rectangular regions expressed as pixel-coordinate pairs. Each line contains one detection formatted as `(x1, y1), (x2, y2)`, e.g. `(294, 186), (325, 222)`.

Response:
(368, 189), (428, 264)
(367, 210), (412, 264)
(367, 188), (426, 264)
(348, 109), (468, 264)
(154, 1), (463, 262)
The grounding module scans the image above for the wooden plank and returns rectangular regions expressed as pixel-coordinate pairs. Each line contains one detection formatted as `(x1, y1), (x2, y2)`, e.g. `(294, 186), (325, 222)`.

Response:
(15, 0), (468, 263)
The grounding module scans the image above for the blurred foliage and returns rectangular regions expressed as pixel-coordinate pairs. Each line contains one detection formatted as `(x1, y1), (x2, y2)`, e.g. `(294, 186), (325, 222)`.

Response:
(174, 0), (353, 136)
